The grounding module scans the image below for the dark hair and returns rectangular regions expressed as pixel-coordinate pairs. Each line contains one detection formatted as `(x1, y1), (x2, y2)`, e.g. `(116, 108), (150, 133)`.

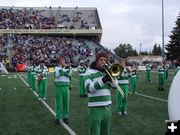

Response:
(95, 52), (109, 63)
(59, 55), (66, 60)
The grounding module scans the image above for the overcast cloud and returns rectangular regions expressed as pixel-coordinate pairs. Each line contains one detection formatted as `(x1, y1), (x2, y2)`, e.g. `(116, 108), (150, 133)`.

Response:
(0, 0), (180, 52)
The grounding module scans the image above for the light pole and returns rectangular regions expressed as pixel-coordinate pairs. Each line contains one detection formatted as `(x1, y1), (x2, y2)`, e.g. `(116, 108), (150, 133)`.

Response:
(139, 43), (142, 55)
(162, 0), (165, 61)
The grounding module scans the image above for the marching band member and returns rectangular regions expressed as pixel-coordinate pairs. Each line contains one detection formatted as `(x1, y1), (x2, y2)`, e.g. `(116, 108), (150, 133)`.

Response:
(146, 62), (151, 82)
(54, 55), (71, 125)
(31, 62), (38, 91)
(129, 64), (138, 94)
(84, 52), (112, 135)
(78, 60), (87, 97)
(157, 62), (165, 91)
(36, 60), (48, 100)
(164, 62), (170, 80)
(115, 61), (131, 116)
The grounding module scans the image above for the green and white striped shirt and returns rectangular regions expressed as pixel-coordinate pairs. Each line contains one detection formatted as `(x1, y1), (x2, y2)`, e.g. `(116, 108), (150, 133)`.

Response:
(157, 66), (165, 74)
(54, 65), (71, 87)
(146, 64), (151, 71)
(84, 68), (112, 107)
(36, 65), (49, 79)
(117, 68), (131, 84)
(78, 66), (86, 76)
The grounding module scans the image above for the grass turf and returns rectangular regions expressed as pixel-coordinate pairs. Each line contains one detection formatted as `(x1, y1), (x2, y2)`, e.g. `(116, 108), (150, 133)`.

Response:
(0, 70), (174, 135)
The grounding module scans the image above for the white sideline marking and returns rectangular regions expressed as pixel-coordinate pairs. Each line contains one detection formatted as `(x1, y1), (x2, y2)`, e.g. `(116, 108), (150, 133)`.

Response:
(17, 73), (76, 135)
(136, 93), (168, 102)
(73, 78), (167, 102)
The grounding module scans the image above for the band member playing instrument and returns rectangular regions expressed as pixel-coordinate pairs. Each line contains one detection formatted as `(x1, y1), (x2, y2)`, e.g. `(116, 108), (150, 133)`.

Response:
(163, 61), (170, 80)
(115, 61), (131, 116)
(78, 60), (87, 97)
(157, 62), (165, 91)
(84, 52), (112, 135)
(129, 64), (138, 94)
(54, 55), (71, 125)
(146, 62), (151, 82)
(36, 60), (48, 100)
(31, 62), (38, 91)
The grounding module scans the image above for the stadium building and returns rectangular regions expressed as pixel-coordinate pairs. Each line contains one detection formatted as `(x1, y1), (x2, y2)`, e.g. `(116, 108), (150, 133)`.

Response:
(0, 6), (120, 71)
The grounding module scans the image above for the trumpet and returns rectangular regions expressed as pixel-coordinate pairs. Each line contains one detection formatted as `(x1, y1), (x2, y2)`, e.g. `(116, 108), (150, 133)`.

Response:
(103, 62), (125, 98)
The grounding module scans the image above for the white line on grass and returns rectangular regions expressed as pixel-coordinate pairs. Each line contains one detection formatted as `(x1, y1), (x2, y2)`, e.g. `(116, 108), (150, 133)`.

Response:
(17, 73), (76, 135)
(136, 93), (168, 102)
(73, 78), (168, 102)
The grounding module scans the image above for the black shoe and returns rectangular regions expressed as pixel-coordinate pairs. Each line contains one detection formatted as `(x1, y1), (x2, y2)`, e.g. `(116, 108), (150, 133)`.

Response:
(122, 111), (128, 116)
(83, 94), (87, 97)
(80, 95), (83, 97)
(63, 118), (69, 124)
(54, 119), (60, 125)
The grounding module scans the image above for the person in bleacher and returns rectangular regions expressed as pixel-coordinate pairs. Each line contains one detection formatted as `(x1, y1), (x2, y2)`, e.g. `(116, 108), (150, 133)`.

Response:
(54, 55), (71, 125)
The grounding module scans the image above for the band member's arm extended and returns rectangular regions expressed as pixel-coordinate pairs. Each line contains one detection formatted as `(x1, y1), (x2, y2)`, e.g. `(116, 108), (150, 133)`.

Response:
(84, 71), (111, 93)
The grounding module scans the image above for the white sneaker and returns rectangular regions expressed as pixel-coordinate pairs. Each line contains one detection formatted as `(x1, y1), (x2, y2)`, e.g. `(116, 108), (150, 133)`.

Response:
(43, 98), (46, 100)
(38, 98), (41, 100)
(129, 92), (132, 95)
(118, 112), (122, 116)
(135, 92), (138, 95)
(123, 111), (128, 116)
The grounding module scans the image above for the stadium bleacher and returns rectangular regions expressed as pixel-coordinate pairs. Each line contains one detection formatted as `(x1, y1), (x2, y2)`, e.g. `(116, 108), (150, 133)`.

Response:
(0, 6), (118, 69)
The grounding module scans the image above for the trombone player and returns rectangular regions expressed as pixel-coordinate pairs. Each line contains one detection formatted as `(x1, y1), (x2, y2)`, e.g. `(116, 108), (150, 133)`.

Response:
(84, 52), (120, 135)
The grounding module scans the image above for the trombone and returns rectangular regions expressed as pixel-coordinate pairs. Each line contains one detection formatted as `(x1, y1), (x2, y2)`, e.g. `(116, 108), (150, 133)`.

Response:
(103, 62), (125, 98)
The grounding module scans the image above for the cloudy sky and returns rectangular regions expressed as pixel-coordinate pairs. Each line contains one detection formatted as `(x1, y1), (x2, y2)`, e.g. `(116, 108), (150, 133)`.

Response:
(0, 0), (180, 52)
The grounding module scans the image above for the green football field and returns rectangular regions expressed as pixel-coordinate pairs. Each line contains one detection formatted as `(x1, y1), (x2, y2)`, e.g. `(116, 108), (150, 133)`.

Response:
(0, 70), (174, 135)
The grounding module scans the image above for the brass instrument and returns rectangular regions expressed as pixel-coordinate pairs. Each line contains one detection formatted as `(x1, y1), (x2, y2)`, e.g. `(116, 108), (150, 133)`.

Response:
(104, 62), (125, 98)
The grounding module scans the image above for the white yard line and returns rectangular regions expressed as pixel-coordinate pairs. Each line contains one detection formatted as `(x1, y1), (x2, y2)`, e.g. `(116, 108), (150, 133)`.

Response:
(136, 93), (168, 102)
(73, 78), (168, 102)
(17, 73), (76, 135)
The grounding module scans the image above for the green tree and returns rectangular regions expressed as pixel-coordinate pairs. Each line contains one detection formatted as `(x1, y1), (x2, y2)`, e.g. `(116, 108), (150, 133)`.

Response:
(166, 14), (180, 61)
(152, 43), (161, 55)
(113, 43), (138, 58)
(140, 51), (149, 55)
